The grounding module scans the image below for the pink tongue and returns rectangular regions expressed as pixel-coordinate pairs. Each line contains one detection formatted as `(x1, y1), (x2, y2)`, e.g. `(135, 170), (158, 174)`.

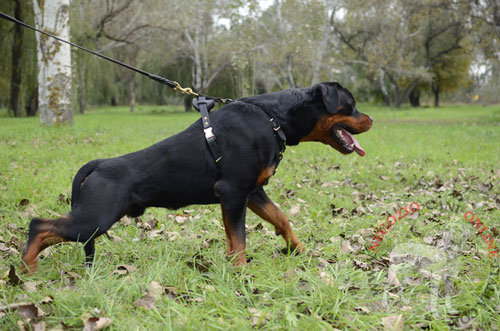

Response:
(352, 136), (366, 157)
(341, 128), (366, 157)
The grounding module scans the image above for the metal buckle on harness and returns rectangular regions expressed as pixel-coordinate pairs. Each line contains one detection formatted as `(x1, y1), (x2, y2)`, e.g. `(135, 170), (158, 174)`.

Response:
(270, 118), (280, 131)
(204, 127), (215, 139)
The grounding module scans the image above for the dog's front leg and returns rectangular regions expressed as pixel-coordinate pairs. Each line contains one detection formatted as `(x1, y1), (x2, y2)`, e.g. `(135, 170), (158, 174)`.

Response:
(216, 181), (248, 265)
(248, 187), (305, 253)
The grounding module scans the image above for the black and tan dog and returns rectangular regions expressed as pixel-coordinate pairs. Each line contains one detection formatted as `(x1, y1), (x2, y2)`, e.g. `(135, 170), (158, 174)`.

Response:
(22, 82), (372, 273)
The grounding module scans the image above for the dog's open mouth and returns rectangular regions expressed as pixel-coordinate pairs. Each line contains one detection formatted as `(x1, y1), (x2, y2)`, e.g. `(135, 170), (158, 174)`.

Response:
(331, 126), (366, 156)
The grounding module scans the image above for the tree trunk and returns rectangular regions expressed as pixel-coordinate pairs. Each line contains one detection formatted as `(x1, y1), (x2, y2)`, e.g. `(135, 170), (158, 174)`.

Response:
(396, 79), (419, 108)
(129, 78), (135, 113)
(78, 82), (86, 114)
(10, 0), (23, 117)
(33, 0), (73, 125)
(311, 10), (330, 85)
(409, 88), (420, 107)
(184, 95), (194, 111)
(379, 69), (390, 106)
(25, 88), (38, 117)
(433, 85), (440, 107)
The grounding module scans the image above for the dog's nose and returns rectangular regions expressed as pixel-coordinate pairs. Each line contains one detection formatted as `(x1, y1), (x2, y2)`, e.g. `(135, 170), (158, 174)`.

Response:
(368, 115), (373, 123)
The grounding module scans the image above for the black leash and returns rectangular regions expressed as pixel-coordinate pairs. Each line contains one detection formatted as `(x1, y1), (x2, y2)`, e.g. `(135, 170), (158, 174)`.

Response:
(0, 11), (233, 104)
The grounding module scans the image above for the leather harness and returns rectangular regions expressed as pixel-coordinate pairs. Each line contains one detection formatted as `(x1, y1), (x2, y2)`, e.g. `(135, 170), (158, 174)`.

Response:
(192, 97), (286, 167)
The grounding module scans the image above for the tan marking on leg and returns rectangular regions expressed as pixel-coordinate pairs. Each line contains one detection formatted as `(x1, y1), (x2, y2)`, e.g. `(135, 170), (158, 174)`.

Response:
(22, 231), (65, 274)
(256, 166), (276, 187)
(248, 201), (304, 252)
(220, 206), (232, 255)
(220, 205), (246, 265)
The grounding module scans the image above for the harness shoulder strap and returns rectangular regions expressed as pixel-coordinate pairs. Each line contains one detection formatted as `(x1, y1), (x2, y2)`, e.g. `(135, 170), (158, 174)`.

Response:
(193, 97), (222, 164)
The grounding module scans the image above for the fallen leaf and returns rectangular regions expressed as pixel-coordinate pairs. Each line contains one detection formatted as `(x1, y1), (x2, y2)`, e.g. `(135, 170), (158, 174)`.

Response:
(290, 205), (300, 216)
(0, 242), (9, 251)
(0, 302), (45, 320)
(387, 267), (401, 286)
(8, 265), (22, 286)
(282, 269), (297, 281)
(17, 320), (46, 331)
(120, 216), (132, 226)
(248, 307), (271, 327)
(57, 193), (70, 205)
(109, 234), (122, 242)
(319, 272), (335, 287)
(352, 260), (370, 271)
(164, 286), (180, 302)
(113, 264), (137, 275)
(133, 281), (163, 309)
(31, 321), (46, 331)
(18, 199), (30, 207)
(39, 296), (53, 305)
(341, 240), (354, 254)
(382, 314), (404, 331)
(82, 316), (113, 331)
(478, 182), (492, 192)
(354, 306), (371, 313)
(360, 228), (373, 238)
(165, 231), (180, 241)
(175, 215), (188, 224)
(23, 281), (38, 293)
(351, 206), (366, 216)
(148, 224), (165, 239)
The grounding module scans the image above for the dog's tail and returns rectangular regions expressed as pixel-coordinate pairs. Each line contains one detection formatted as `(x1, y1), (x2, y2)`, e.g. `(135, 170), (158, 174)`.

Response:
(71, 159), (101, 208)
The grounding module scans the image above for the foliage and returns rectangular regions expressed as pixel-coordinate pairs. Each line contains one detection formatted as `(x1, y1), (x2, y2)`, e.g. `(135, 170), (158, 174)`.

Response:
(0, 0), (499, 115)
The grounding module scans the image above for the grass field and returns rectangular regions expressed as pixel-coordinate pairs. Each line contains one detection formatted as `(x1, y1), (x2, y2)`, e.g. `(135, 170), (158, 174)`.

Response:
(0, 104), (499, 330)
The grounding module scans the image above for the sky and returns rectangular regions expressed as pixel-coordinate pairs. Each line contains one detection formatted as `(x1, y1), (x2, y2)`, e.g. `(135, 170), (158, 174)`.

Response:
(218, 1), (274, 28)
(259, 0), (273, 10)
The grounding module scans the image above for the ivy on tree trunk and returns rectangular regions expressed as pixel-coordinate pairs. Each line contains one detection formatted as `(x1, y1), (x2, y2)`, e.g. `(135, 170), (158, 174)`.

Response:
(33, 0), (73, 125)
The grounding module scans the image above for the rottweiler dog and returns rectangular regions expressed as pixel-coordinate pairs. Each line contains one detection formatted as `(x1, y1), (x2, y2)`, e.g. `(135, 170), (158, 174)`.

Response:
(22, 82), (372, 273)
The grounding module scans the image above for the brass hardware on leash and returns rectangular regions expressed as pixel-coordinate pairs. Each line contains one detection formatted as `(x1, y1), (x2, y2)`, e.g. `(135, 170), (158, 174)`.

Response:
(173, 82), (199, 97)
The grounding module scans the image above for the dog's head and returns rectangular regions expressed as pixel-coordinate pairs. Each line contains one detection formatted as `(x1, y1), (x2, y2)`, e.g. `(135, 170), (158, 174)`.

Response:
(300, 82), (372, 156)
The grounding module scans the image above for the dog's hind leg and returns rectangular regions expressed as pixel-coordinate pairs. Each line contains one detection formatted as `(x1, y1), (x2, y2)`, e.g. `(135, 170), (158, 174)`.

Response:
(84, 239), (95, 266)
(248, 187), (304, 253)
(215, 180), (249, 265)
(22, 217), (69, 274)
(22, 209), (120, 274)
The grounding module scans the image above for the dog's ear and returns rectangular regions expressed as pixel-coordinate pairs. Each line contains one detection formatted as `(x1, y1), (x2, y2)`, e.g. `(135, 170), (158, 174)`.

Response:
(314, 83), (340, 114)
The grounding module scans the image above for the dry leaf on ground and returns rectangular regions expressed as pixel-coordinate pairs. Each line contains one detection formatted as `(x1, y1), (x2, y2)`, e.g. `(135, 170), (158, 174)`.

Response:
(0, 302), (45, 320)
(382, 314), (404, 331)
(113, 264), (137, 275)
(82, 316), (113, 331)
(133, 281), (163, 309)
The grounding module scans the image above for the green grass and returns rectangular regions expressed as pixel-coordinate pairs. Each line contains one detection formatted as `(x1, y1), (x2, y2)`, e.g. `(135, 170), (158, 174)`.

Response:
(0, 104), (499, 330)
